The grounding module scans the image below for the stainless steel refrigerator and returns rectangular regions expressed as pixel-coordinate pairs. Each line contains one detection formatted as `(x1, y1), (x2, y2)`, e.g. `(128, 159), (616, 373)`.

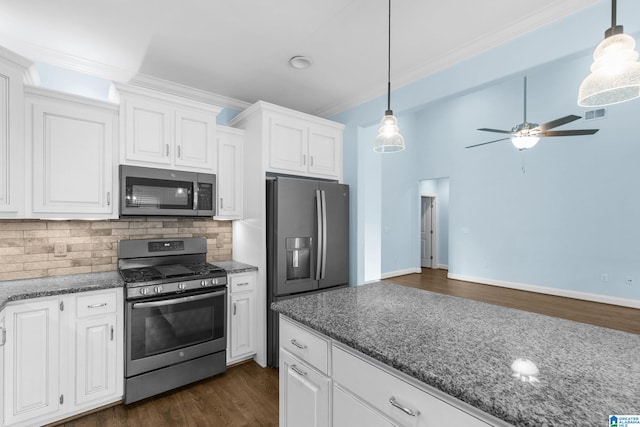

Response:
(266, 176), (349, 367)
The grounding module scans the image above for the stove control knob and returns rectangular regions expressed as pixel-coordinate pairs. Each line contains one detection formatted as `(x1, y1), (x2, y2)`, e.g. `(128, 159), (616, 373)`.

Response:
(200, 280), (208, 287)
(153, 286), (163, 294)
(140, 288), (149, 296)
(178, 282), (187, 290)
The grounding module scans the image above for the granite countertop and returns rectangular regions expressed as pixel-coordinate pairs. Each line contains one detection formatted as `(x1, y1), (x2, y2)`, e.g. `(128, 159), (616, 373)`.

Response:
(213, 260), (258, 274)
(272, 281), (640, 426)
(0, 271), (124, 311)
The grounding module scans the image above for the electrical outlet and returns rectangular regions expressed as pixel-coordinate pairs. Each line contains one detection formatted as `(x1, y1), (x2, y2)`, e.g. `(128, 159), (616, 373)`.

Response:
(625, 277), (633, 286)
(601, 273), (609, 282)
(54, 242), (67, 257)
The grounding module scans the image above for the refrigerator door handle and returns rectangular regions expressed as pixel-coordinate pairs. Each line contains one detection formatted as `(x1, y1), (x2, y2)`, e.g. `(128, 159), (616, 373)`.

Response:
(315, 189), (323, 280)
(320, 190), (327, 280)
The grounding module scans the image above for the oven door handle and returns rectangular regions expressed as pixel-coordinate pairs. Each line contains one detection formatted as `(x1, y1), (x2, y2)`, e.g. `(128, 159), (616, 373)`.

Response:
(132, 290), (225, 309)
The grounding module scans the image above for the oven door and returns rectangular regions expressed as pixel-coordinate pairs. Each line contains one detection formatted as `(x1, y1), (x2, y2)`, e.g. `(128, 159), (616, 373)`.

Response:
(125, 288), (226, 377)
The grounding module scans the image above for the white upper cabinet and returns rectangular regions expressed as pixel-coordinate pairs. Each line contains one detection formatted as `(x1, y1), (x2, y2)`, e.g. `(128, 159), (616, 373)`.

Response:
(0, 47), (30, 218)
(231, 101), (344, 182)
(115, 84), (222, 173)
(25, 87), (118, 219)
(215, 126), (244, 220)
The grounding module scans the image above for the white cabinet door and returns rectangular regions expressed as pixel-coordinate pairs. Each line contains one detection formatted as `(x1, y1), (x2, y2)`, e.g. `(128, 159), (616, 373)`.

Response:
(175, 109), (216, 171)
(123, 97), (172, 166)
(279, 349), (330, 427)
(216, 127), (243, 220)
(75, 317), (117, 406)
(230, 292), (255, 360)
(1, 310), (5, 425)
(333, 384), (393, 427)
(308, 125), (342, 179)
(4, 299), (60, 425)
(268, 117), (307, 174)
(29, 94), (116, 218)
(0, 56), (26, 217)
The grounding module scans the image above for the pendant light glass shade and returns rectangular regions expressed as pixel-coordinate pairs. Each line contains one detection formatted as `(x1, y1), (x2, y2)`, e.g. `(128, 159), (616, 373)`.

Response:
(578, 0), (640, 107)
(511, 135), (540, 151)
(374, 0), (405, 153)
(374, 113), (405, 152)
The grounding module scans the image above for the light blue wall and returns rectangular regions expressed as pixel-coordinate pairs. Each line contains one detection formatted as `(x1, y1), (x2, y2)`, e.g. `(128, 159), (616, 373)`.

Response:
(35, 63), (113, 101)
(332, 1), (640, 301)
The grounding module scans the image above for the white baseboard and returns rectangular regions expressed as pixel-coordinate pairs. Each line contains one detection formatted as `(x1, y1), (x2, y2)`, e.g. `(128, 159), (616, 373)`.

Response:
(448, 273), (640, 309)
(381, 267), (422, 279)
(437, 264), (448, 270)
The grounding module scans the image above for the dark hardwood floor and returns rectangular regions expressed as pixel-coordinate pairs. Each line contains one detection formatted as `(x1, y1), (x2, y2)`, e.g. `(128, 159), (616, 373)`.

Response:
(391, 268), (639, 334)
(57, 268), (637, 426)
(54, 360), (279, 427)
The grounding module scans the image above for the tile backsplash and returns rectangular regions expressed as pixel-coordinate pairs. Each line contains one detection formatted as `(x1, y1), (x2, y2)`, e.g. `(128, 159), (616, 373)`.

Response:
(0, 218), (232, 281)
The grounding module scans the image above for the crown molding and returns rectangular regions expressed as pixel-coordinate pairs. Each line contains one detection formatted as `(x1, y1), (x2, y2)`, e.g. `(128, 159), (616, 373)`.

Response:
(129, 74), (251, 112)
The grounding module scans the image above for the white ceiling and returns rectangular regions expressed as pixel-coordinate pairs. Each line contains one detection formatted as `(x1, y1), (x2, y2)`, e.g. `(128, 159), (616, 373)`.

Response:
(0, 0), (601, 117)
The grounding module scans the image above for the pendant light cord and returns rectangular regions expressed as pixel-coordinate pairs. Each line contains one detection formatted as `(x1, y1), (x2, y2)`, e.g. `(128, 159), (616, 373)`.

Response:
(386, 0), (392, 115)
(611, 0), (617, 28)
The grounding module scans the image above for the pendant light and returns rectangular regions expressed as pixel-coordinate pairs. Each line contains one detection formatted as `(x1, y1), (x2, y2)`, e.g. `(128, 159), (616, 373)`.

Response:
(373, 0), (405, 153)
(578, 0), (640, 107)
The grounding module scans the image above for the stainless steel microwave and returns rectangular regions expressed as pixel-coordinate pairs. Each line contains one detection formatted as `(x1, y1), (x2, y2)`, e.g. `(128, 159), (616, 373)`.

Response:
(119, 165), (216, 217)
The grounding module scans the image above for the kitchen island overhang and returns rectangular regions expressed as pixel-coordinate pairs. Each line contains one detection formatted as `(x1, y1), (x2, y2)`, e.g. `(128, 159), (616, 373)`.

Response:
(272, 281), (640, 426)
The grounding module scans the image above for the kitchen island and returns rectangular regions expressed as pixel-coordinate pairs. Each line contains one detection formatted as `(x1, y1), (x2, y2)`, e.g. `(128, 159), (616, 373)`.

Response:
(272, 281), (639, 426)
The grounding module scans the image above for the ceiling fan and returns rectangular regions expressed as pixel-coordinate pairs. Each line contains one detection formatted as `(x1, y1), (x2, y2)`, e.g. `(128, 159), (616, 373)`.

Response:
(466, 77), (600, 150)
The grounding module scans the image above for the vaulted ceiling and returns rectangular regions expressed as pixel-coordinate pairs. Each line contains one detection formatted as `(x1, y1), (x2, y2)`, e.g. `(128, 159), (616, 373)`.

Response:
(0, 0), (600, 116)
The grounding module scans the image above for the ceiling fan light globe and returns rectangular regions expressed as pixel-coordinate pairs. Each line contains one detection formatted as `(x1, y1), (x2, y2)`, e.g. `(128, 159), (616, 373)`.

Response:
(374, 114), (405, 153)
(511, 135), (539, 150)
(578, 33), (640, 107)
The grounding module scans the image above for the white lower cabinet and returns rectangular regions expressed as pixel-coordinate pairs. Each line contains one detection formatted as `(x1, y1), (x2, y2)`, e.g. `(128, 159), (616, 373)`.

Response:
(2, 289), (123, 427)
(280, 349), (331, 427)
(226, 271), (257, 364)
(279, 315), (501, 427)
(333, 384), (393, 427)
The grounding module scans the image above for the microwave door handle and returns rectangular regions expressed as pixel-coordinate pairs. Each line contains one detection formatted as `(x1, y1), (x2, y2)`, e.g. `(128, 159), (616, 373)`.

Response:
(193, 182), (199, 211)
(132, 291), (225, 309)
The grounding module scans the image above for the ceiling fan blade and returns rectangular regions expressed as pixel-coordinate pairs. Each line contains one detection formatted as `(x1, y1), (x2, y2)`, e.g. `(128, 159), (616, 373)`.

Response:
(477, 128), (514, 134)
(540, 129), (599, 137)
(534, 115), (581, 132)
(465, 138), (510, 149)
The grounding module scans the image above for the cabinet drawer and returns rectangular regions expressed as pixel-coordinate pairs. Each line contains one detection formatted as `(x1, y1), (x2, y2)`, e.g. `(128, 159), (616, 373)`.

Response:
(333, 345), (490, 427)
(229, 272), (256, 293)
(279, 316), (329, 375)
(76, 290), (118, 318)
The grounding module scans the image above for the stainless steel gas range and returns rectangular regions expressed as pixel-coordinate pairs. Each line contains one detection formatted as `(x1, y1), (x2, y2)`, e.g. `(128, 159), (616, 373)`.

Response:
(118, 237), (227, 404)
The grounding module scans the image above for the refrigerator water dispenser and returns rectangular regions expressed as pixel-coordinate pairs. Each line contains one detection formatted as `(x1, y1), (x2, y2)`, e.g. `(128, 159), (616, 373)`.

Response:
(286, 237), (311, 280)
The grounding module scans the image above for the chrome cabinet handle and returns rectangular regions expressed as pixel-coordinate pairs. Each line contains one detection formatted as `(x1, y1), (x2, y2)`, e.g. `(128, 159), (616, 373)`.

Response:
(88, 302), (107, 309)
(237, 282), (250, 287)
(389, 397), (420, 417)
(290, 339), (307, 349)
(0, 327), (5, 346)
(302, 154), (306, 165)
(233, 302), (237, 315)
(166, 144), (169, 157)
(220, 197), (224, 209)
(177, 145), (181, 158)
(290, 364), (307, 376)
(110, 325), (114, 341)
(107, 192), (111, 206)
(310, 155), (314, 167)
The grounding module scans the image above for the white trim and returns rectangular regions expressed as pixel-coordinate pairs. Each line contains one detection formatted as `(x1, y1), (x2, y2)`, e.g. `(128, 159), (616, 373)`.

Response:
(448, 273), (640, 309)
(128, 74), (251, 112)
(381, 268), (422, 279)
(437, 264), (449, 270)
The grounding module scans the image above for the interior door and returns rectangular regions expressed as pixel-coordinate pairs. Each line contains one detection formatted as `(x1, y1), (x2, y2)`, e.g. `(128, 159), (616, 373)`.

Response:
(421, 197), (434, 268)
